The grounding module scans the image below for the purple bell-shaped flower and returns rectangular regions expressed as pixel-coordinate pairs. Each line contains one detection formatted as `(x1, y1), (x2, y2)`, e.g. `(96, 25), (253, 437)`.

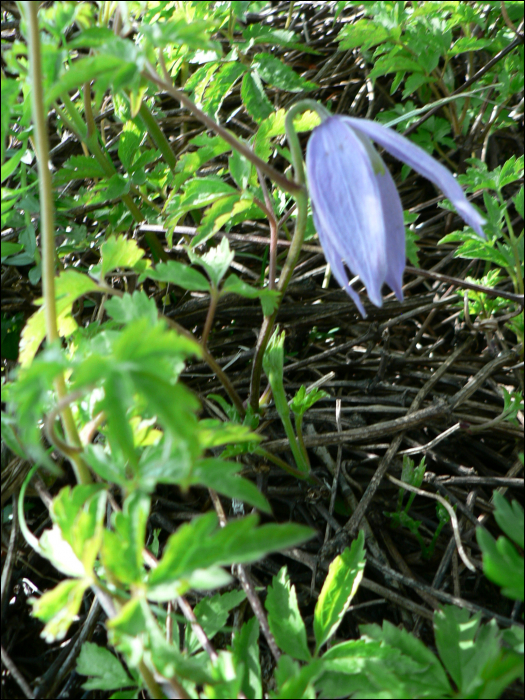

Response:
(306, 115), (486, 317)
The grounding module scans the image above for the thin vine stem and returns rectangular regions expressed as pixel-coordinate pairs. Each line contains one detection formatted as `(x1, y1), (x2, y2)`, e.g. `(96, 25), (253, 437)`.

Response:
(24, 2), (91, 485)
(249, 100), (330, 412)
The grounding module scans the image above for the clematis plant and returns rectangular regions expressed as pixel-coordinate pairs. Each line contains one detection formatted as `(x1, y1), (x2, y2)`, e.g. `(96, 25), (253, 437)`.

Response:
(305, 113), (487, 317)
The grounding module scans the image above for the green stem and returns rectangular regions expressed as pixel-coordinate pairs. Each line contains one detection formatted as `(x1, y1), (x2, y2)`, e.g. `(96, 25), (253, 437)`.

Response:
(142, 59), (305, 197)
(249, 100), (330, 412)
(25, 3), (91, 485)
(201, 285), (219, 347)
(138, 100), (178, 173)
(255, 447), (318, 483)
(498, 190), (524, 296)
(59, 89), (168, 262)
(294, 412), (311, 470)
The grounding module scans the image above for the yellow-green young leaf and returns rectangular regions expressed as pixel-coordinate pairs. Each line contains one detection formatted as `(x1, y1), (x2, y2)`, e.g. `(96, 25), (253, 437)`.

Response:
(314, 531), (366, 653)
(50, 485), (107, 573)
(99, 234), (147, 280)
(101, 492), (150, 586)
(31, 578), (90, 643)
(19, 270), (100, 366)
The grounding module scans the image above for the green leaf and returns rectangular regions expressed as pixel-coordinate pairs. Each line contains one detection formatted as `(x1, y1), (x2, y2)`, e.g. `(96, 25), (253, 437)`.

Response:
(179, 177), (238, 210)
(140, 260), (211, 291)
(45, 54), (137, 109)
(476, 526), (524, 601)
(54, 155), (106, 184)
(493, 492), (524, 549)
(266, 567), (311, 662)
(314, 531), (366, 653)
(190, 457), (271, 514)
(360, 619), (451, 697)
(30, 578), (90, 643)
(434, 606), (494, 696)
(273, 654), (322, 699)
(369, 53), (423, 82)
(241, 24), (317, 53)
(50, 485), (107, 572)
(77, 642), (135, 691)
(254, 108), (320, 161)
(1, 145), (27, 183)
(148, 512), (313, 595)
(231, 617), (262, 700)
(1, 242), (23, 258)
(201, 61), (245, 119)
(186, 589), (246, 654)
(241, 72), (273, 123)
(252, 53), (316, 93)
(104, 290), (160, 325)
(193, 193), (247, 247)
(187, 236), (234, 287)
(229, 148), (253, 190)
(290, 385), (329, 418)
(221, 274), (280, 316)
(19, 270), (100, 367)
(102, 492), (150, 585)
(337, 19), (392, 50)
(98, 235), (147, 280)
(118, 124), (141, 172)
(197, 419), (262, 450)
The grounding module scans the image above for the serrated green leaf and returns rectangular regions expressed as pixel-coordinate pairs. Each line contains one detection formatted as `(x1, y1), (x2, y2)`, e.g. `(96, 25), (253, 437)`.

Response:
(118, 125), (141, 172)
(434, 606), (488, 694)
(105, 290), (159, 325)
(186, 589), (246, 654)
(231, 616), (262, 700)
(266, 567), (310, 662)
(193, 193), (243, 247)
(252, 53), (316, 93)
(290, 385), (329, 417)
(102, 492), (150, 585)
(19, 270), (100, 367)
(477, 527), (524, 601)
(46, 54), (137, 109)
(221, 274), (280, 315)
(77, 642), (135, 691)
(50, 485), (107, 572)
(149, 512), (313, 592)
(30, 578), (90, 643)
(99, 235), (146, 280)
(202, 61), (245, 119)
(314, 531), (366, 653)
(241, 72), (273, 123)
(190, 457), (270, 514)
(360, 619), (451, 696)
(493, 492), (524, 549)
(337, 19), (391, 50)
(188, 236), (234, 287)
(229, 148), (253, 190)
(140, 259), (211, 291)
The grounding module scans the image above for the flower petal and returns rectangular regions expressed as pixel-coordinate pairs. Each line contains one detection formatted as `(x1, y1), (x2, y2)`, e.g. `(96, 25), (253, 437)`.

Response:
(372, 150), (405, 301)
(306, 117), (387, 308)
(341, 117), (486, 237)
(311, 205), (367, 317)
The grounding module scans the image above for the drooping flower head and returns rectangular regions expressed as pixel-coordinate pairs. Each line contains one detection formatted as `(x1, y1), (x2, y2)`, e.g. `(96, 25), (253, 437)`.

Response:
(306, 115), (486, 317)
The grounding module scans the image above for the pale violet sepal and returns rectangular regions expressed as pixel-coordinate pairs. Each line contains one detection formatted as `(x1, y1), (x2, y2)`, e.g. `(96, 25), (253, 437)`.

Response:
(306, 115), (486, 317)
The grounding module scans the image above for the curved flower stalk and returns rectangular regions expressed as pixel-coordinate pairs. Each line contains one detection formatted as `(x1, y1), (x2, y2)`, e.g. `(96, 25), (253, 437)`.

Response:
(306, 115), (487, 317)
